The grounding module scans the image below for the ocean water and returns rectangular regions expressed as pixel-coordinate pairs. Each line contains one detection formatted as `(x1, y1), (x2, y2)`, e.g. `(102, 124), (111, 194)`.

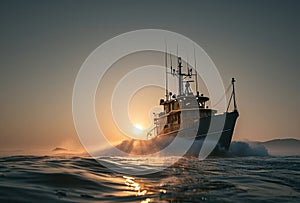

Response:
(0, 154), (299, 203)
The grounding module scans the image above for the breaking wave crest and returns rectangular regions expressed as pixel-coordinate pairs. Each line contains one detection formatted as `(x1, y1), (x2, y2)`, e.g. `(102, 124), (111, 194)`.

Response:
(228, 141), (269, 157)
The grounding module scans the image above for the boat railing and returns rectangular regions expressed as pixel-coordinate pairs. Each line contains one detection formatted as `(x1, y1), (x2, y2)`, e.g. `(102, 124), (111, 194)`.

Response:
(146, 126), (157, 140)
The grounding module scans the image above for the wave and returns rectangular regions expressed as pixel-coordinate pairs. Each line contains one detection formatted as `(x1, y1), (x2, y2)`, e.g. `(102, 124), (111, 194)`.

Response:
(99, 139), (270, 158)
(228, 141), (269, 157)
(1, 155), (299, 202)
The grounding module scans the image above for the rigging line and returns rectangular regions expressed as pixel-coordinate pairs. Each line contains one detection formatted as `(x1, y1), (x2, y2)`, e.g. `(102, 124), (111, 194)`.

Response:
(211, 84), (231, 108)
(226, 92), (233, 112)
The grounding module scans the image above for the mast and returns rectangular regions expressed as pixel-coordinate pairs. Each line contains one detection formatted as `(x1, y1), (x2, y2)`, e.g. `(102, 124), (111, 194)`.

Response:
(178, 57), (183, 95)
(170, 51), (173, 74)
(187, 55), (189, 73)
(232, 78), (237, 111)
(194, 47), (199, 96)
(194, 47), (199, 95)
(165, 43), (169, 101)
(227, 78), (238, 112)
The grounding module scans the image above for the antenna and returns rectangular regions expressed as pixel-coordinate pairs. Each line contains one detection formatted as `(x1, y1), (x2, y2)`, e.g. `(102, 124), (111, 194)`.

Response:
(178, 57), (183, 95)
(194, 46), (199, 95)
(187, 55), (189, 74)
(165, 40), (169, 101)
(176, 44), (178, 67)
(176, 44), (178, 61)
(169, 51), (173, 75)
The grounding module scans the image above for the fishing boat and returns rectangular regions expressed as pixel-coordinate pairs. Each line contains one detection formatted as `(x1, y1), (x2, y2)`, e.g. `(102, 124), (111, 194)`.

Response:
(145, 55), (239, 157)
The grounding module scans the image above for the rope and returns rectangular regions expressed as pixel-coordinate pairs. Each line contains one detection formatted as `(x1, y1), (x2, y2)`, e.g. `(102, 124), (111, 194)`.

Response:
(226, 92), (233, 112)
(211, 84), (231, 108)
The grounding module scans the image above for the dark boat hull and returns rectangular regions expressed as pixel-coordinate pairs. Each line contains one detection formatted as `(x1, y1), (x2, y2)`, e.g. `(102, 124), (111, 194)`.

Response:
(185, 110), (239, 157)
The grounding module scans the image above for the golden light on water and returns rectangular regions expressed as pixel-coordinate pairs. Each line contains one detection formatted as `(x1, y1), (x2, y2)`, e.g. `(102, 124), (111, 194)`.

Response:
(123, 176), (151, 202)
(141, 198), (151, 203)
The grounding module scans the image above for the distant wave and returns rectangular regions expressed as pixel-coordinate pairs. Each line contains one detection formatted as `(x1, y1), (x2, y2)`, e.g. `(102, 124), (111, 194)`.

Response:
(99, 139), (270, 158)
(228, 141), (269, 157)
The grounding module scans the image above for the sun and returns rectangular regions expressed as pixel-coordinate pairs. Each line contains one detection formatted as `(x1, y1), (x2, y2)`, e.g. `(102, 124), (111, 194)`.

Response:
(133, 124), (144, 136)
(134, 124), (143, 131)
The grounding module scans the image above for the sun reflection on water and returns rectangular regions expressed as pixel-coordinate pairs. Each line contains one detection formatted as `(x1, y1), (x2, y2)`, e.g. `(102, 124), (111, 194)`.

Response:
(141, 198), (151, 203)
(123, 175), (151, 202)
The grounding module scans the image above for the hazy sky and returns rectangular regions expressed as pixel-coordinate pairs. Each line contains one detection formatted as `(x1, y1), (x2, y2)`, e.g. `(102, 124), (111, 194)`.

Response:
(0, 0), (299, 154)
